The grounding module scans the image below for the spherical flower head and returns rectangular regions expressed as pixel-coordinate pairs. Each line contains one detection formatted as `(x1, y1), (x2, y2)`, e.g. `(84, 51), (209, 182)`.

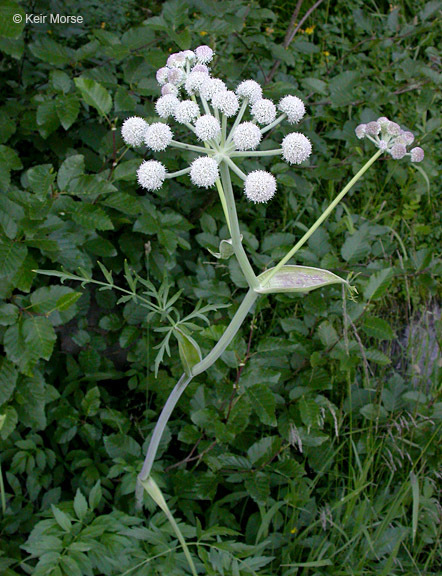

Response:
(200, 78), (227, 101)
(174, 100), (200, 124)
(390, 143), (407, 159)
(410, 147), (424, 163)
(377, 116), (390, 131)
(378, 140), (388, 151)
(137, 160), (166, 191)
(121, 116), (148, 147)
(397, 130), (414, 146)
(279, 95), (306, 124)
(161, 83), (179, 96)
(195, 115), (221, 142)
(183, 50), (195, 62)
(168, 67), (185, 86)
(251, 99), (276, 125)
(144, 123), (173, 152)
(236, 80), (263, 105)
(156, 95), (180, 119)
(355, 124), (367, 139)
(185, 71), (210, 95)
(244, 171), (277, 203)
(282, 132), (312, 165)
(192, 64), (209, 74)
(156, 67), (169, 86)
(167, 52), (186, 68)
(212, 90), (239, 117)
(366, 121), (381, 136)
(195, 45), (214, 64)
(190, 156), (219, 188)
(386, 121), (401, 137)
(233, 122), (262, 151)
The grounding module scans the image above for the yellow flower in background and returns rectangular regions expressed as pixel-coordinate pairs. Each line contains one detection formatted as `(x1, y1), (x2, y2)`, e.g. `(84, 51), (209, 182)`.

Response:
(305, 25), (315, 35)
(290, 527), (298, 534)
(323, 50), (330, 57)
(200, 31), (208, 36)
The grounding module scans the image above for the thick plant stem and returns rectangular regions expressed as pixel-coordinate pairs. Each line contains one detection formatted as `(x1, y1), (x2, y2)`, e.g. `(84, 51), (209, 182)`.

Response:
(219, 163), (259, 289)
(136, 372), (192, 503)
(192, 288), (258, 375)
(137, 289), (258, 503)
(261, 150), (382, 286)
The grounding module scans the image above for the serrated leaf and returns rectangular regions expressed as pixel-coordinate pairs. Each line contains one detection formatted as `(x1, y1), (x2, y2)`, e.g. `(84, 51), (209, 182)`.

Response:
(246, 384), (277, 427)
(0, 241), (27, 277)
(364, 268), (394, 301)
(299, 396), (320, 429)
(57, 155), (85, 190)
(30, 37), (73, 65)
(51, 505), (72, 532)
(256, 265), (346, 294)
(73, 490), (88, 521)
(23, 316), (57, 361)
(74, 77), (112, 116)
(362, 316), (394, 340)
(26, 164), (55, 198)
(0, 303), (19, 325)
(88, 481), (102, 509)
(0, 358), (18, 406)
(56, 95), (80, 130)
(71, 204), (114, 231)
(341, 228), (371, 262)
(0, 406), (18, 439)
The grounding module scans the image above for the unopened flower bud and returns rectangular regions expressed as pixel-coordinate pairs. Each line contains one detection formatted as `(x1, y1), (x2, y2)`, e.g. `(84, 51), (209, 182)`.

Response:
(366, 121), (381, 136)
(156, 67), (169, 86)
(195, 45), (214, 64)
(355, 124), (367, 139)
(192, 64), (209, 74)
(386, 121), (401, 136)
(410, 147), (424, 162)
(161, 83), (179, 96)
(390, 143), (407, 159)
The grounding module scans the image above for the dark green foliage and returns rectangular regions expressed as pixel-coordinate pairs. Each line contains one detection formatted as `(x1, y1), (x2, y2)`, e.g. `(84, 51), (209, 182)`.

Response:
(0, 0), (440, 574)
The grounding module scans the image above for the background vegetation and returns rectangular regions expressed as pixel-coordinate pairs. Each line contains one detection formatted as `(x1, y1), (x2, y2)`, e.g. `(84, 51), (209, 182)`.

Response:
(0, 0), (440, 574)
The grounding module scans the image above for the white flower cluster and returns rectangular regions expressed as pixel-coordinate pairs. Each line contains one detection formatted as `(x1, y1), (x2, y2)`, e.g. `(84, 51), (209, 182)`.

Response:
(355, 117), (424, 162)
(121, 46), (313, 204)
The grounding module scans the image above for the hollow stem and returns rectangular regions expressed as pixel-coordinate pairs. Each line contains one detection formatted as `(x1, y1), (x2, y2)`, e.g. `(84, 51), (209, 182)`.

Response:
(215, 178), (232, 234)
(219, 162), (259, 289)
(261, 150), (383, 286)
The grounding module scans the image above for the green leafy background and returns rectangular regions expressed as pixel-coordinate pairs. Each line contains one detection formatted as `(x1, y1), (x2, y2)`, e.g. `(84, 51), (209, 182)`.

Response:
(0, 0), (440, 574)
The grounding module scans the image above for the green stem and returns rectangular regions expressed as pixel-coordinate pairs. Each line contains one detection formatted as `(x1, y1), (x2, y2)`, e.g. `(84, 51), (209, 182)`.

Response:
(222, 113), (227, 142)
(192, 288), (258, 375)
(219, 162), (259, 289)
(261, 150), (382, 286)
(261, 113), (286, 134)
(226, 98), (248, 144)
(166, 167), (191, 179)
(216, 178), (232, 234)
(230, 149), (283, 158)
(224, 157), (247, 180)
(170, 140), (209, 154)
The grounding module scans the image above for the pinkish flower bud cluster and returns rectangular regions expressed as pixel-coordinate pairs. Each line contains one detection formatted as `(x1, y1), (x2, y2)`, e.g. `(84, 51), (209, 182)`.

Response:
(355, 117), (424, 163)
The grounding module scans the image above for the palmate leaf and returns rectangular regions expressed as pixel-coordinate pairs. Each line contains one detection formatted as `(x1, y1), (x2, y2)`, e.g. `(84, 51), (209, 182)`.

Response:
(256, 265), (347, 294)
